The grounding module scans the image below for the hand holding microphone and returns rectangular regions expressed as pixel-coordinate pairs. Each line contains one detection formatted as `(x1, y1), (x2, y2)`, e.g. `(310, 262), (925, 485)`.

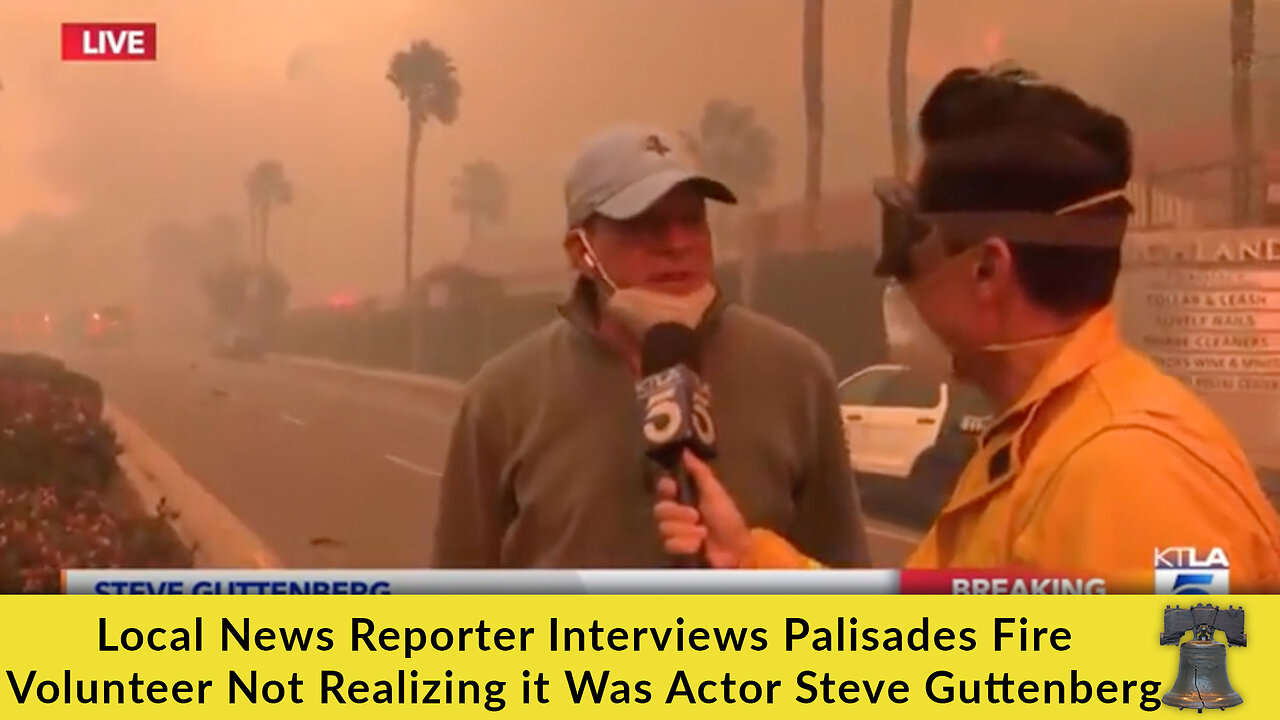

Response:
(653, 450), (752, 569)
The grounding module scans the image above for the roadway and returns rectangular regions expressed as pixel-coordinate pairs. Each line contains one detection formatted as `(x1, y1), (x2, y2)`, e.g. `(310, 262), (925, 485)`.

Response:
(52, 342), (922, 569)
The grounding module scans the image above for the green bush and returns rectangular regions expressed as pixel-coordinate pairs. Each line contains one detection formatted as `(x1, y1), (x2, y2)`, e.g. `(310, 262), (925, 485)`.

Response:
(0, 352), (194, 593)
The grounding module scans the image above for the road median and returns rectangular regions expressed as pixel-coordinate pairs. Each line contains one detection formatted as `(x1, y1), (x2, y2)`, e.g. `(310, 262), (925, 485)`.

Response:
(107, 404), (284, 569)
(270, 353), (466, 396)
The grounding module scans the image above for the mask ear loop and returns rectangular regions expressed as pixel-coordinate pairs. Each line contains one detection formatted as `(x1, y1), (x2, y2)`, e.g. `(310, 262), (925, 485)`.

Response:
(906, 188), (1131, 353)
(979, 187), (1130, 351)
(1054, 188), (1129, 215)
(574, 229), (619, 293)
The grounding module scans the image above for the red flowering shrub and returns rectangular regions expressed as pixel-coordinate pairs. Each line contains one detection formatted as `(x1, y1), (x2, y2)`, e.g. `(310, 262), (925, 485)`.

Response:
(0, 353), (193, 593)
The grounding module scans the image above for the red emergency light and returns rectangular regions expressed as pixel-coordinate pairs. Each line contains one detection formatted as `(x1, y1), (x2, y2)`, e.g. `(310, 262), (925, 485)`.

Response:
(327, 292), (358, 309)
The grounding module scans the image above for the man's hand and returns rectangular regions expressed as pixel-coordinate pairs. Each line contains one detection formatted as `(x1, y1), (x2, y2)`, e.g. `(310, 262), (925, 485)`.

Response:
(653, 449), (752, 568)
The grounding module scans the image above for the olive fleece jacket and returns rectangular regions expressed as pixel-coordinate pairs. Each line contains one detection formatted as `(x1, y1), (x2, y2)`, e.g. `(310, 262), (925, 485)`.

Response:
(430, 280), (871, 569)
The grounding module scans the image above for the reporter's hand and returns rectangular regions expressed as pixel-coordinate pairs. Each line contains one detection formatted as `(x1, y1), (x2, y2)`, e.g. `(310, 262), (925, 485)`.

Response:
(653, 449), (752, 568)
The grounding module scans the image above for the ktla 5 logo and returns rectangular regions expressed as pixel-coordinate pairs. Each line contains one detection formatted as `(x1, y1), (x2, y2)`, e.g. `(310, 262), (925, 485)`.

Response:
(1153, 547), (1230, 595)
(61, 23), (157, 62)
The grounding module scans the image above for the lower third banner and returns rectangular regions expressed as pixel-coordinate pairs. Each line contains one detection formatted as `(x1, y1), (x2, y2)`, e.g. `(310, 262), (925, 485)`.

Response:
(0, 594), (1274, 717)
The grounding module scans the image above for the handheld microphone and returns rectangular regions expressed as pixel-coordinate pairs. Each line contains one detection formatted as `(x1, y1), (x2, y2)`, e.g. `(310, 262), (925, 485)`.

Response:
(636, 323), (717, 568)
(636, 323), (717, 507)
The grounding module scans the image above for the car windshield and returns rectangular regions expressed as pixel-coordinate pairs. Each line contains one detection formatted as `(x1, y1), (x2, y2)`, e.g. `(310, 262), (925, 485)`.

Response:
(839, 368), (940, 409)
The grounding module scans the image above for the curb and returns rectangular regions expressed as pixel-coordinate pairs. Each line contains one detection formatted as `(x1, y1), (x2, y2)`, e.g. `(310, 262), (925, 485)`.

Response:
(270, 353), (466, 395)
(106, 404), (284, 569)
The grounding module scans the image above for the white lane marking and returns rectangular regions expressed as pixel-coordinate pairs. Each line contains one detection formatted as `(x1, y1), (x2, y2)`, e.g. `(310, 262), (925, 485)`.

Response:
(383, 453), (442, 478)
(106, 404), (285, 568)
(279, 412), (307, 427)
(865, 521), (924, 545)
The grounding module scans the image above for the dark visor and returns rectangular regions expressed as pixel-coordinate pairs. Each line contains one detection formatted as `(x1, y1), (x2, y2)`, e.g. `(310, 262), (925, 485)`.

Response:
(872, 177), (1131, 281)
(872, 177), (931, 280)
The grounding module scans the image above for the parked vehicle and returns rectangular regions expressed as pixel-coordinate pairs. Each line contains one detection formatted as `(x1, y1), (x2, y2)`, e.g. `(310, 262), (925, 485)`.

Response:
(212, 320), (266, 361)
(83, 305), (134, 346)
(837, 363), (991, 528)
(0, 310), (55, 347)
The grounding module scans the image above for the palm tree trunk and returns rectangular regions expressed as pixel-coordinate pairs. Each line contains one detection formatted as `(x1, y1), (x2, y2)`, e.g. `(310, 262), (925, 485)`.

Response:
(1230, 0), (1257, 226)
(404, 116), (424, 371)
(739, 204), (761, 308)
(247, 200), (258, 264)
(802, 0), (825, 247)
(888, 0), (914, 181)
(260, 206), (271, 267)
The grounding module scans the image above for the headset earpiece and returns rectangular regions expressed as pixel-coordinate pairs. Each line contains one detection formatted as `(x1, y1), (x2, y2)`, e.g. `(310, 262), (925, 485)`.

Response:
(976, 257), (994, 279)
(573, 229), (597, 269)
(574, 229), (618, 292)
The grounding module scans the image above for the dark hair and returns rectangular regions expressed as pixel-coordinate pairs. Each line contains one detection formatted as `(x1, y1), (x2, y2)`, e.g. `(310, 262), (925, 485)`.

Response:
(919, 64), (1132, 180)
(916, 64), (1133, 315)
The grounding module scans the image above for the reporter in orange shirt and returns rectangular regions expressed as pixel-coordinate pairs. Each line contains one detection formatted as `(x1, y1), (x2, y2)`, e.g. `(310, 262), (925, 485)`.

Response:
(654, 72), (1280, 591)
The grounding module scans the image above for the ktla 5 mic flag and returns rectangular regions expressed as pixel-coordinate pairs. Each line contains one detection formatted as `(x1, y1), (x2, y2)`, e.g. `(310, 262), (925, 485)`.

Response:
(0, 595), (1276, 718)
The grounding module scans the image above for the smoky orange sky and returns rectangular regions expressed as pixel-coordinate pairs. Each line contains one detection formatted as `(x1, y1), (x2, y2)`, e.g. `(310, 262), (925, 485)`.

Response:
(0, 0), (1275, 305)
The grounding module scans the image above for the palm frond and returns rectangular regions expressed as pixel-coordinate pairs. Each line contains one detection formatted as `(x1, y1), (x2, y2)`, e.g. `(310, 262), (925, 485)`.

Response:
(687, 99), (777, 204)
(387, 39), (462, 125)
(450, 159), (508, 223)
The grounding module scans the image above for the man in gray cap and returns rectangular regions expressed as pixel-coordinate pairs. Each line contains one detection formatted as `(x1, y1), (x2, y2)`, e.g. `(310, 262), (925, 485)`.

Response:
(430, 124), (870, 568)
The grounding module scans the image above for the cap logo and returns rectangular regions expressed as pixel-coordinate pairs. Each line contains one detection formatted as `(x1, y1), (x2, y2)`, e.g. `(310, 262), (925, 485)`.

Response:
(643, 134), (672, 157)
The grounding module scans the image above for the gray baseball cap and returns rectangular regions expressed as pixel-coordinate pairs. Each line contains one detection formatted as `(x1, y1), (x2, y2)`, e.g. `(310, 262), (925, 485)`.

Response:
(564, 125), (737, 228)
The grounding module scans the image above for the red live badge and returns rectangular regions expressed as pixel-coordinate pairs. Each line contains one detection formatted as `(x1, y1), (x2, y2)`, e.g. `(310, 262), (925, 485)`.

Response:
(61, 23), (157, 61)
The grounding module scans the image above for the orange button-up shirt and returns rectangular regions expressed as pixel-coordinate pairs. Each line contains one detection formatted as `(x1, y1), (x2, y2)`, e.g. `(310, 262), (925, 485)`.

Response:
(744, 306), (1280, 591)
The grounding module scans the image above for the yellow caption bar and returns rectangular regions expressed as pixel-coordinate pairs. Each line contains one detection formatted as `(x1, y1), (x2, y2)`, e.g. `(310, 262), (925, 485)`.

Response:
(0, 595), (1275, 717)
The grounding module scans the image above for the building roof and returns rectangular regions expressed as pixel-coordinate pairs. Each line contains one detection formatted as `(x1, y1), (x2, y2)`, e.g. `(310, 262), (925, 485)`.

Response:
(450, 237), (573, 296)
(1137, 123), (1280, 176)
(1135, 123), (1280, 225)
(742, 174), (1211, 251)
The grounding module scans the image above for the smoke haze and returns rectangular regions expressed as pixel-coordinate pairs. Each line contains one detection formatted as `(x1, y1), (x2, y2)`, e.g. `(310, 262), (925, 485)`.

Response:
(1, 0), (1276, 307)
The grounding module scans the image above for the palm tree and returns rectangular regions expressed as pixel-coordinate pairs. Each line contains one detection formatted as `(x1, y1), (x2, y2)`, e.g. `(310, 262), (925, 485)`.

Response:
(682, 100), (777, 208)
(243, 160), (293, 266)
(1267, 76), (1280, 158)
(386, 39), (461, 371)
(681, 99), (777, 306)
(801, 0), (825, 245)
(1230, 0), (1257, 225)
(450, 160), (509, 245)
(888, 0), (914, 181)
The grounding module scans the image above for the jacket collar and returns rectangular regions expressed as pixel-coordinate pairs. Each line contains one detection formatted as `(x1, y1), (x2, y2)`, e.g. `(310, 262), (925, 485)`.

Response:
(979, 305), (1124, 447)
(934, 305), (1125, 520)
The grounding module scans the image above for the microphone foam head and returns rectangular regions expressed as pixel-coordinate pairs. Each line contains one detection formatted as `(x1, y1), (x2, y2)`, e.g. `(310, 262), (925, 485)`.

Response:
(640, 323), (698, 375)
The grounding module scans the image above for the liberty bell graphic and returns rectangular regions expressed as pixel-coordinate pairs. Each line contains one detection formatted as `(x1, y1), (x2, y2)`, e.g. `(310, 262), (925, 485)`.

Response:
(1160, 603), (1246, 712)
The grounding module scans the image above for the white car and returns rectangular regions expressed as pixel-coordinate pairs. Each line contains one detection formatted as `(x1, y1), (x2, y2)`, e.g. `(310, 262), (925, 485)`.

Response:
(837, 363), (991, 526)
(838, 363), (991, 476)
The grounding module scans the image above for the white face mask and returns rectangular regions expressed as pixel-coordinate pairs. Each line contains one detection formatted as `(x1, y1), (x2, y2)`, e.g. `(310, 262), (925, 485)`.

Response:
(883, 281), (953, 381)
(574, 229), (717, 336)
(884, 265), (1071, 384)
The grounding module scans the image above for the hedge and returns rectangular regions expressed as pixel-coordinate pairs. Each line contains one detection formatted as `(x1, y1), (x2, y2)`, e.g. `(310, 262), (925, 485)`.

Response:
(0, 353), (193, 593)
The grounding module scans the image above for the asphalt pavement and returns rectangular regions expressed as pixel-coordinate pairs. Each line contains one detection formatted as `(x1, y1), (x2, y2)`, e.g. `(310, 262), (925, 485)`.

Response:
(53, 341), (922, 569)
